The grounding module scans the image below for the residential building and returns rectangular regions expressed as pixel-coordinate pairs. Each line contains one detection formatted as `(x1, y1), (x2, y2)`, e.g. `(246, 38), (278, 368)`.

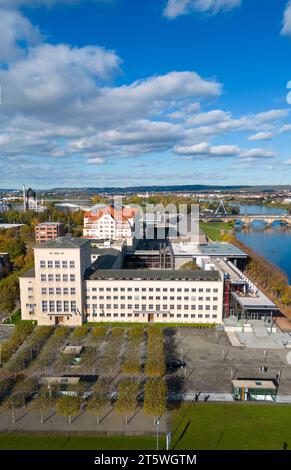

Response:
(83, 205), (139, 247)
(35, 222), (66, 243)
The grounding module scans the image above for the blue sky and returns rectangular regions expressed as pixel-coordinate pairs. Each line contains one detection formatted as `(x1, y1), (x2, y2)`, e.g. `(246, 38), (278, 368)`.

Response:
(0, 0), (291, 188)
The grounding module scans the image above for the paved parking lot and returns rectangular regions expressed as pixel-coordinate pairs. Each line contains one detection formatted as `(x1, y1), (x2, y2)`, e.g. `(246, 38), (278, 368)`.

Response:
(165, 328), (291, 396)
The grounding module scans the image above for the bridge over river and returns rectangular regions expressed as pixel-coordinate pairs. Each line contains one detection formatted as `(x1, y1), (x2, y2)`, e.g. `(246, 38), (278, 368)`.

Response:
(200, 213), (291, 226)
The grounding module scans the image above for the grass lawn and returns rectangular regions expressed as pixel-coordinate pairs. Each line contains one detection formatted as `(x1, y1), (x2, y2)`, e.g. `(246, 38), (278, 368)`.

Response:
(171, 403), (291, 450)
(0, 434), (164, 450)
(200, 222), (234, 241)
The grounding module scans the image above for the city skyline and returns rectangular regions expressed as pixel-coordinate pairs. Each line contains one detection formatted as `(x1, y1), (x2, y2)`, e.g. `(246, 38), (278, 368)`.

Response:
(0, 0), (291, 188)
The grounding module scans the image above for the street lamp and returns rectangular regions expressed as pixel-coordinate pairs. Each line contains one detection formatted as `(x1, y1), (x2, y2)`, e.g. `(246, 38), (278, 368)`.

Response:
(154, 419), (160, 450)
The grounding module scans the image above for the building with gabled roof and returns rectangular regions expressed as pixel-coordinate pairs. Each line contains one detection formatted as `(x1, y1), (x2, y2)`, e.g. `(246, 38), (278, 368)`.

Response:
(83, 205), (139, 246)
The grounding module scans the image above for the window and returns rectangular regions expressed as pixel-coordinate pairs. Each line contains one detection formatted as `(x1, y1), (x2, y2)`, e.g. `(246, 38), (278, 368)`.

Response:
(49, 301), (55, 313)
(48, 261), (53, 269)
(41, 288), (46, 295)
(41, 274), (46, 282)
(63, 274), (68, 282)
(42, 301), (48, 312)
(64, 301), (69, 312)
(70, 261), (75, 269)
(55, 274), (61, 282)
(71, 301), (77, 312)
(48, 274), (53, 282)
(55, 261), (60, 269)
(71, 288), (76, 295)
(40, 261), (46, 269)
(191, 305), (196, 310)
(56, 288), (61, 295)
(70, 275), (75, 282)
(49, 288), (54, 295)
(62, 261), (68, 268)
(57, 301), (62, 312)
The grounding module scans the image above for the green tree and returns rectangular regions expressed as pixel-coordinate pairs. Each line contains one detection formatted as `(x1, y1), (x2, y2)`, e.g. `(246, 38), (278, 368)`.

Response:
(31, 394), (50, 424)
(87, 394), (108, 424)
(115, 379), (139, 425)
(144, 379), (167, 423)
(56, 396), (81, 424)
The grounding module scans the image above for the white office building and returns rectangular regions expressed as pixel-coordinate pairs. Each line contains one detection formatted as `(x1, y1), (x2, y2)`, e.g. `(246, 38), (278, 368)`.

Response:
(19, 237), (224, 326)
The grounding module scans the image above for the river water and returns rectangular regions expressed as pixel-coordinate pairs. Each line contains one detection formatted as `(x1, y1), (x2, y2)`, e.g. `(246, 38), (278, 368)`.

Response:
(232, 204), (291, 283)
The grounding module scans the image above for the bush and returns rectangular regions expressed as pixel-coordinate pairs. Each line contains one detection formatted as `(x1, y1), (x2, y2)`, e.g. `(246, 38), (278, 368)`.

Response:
(111, 327), (125, 337)
(91, 326), (107, 338)
(0, 322), (34, 363)
(54, 326), (70, 338)
(72, 326), (89, 338)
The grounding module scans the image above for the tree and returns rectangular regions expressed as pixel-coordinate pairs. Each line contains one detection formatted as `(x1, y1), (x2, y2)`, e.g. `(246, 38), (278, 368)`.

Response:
(87, 394), (108, 424)
(115, 379), (139, 425)
(144, 379), (167, 423)
(14, 378), (36, 407)
(56, 396), (81, 424)
(31, 394), (50, 424)
(2, 393), (22, 424)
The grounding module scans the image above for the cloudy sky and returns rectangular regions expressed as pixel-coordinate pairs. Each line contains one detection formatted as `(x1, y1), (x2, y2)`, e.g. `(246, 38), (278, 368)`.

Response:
(0, 0), (291, 188)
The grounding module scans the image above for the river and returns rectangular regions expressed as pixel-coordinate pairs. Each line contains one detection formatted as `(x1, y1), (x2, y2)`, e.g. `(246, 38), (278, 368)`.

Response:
(232, 204), (291, 284)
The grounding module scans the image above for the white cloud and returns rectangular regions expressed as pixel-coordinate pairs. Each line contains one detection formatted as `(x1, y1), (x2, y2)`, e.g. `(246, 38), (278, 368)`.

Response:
(248, 131), (273, 141)
(174, 142), (240, 157)
(281, 1), (291, 37)
(163, 0), (241, 19)
(174, 143), (277, 160)
(240, 148), (276, 159)
(0, 8), (40, 63)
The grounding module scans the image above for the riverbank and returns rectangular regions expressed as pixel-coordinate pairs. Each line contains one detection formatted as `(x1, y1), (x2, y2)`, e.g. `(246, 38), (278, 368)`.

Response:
(199, 221), (291, 315)
(222, 233), (291, 315)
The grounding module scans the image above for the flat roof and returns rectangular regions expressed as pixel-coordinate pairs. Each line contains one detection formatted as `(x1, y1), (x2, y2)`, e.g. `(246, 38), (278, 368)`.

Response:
(41, 377), (80, 385)
(0, 223), (24, 229)
(86, 268), (221, 282)
(63, 345), (83, 355)
(232, 379), (277, 390)
(35, 237), (90, 249)
(20, 267), (35, 278)
(171, 242), (247, 258)
(36, 222), (63, 226)
(231, 291), (277, 309)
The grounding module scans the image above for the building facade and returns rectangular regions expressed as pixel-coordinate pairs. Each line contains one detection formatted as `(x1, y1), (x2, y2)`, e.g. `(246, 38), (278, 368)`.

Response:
(83, 206), (139, 246)
(19, 237), (224, 326)
(35, 222), (66, 243)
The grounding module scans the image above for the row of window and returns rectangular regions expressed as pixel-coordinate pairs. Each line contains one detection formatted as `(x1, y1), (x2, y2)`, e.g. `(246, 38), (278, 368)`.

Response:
(88, 312), (218, 320)
(41, 287), (76, 295)
(42, 300), (77, 313)
(87, 286), (219, 293)
(86, 304), (218, 311)
(40, 260), (75, 269)
(40, 274), (75, 282)
(86, 295), (218, 302)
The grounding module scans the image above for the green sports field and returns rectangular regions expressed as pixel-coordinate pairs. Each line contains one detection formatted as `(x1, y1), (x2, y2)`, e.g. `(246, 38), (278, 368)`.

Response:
(171, 403), (291, 450)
